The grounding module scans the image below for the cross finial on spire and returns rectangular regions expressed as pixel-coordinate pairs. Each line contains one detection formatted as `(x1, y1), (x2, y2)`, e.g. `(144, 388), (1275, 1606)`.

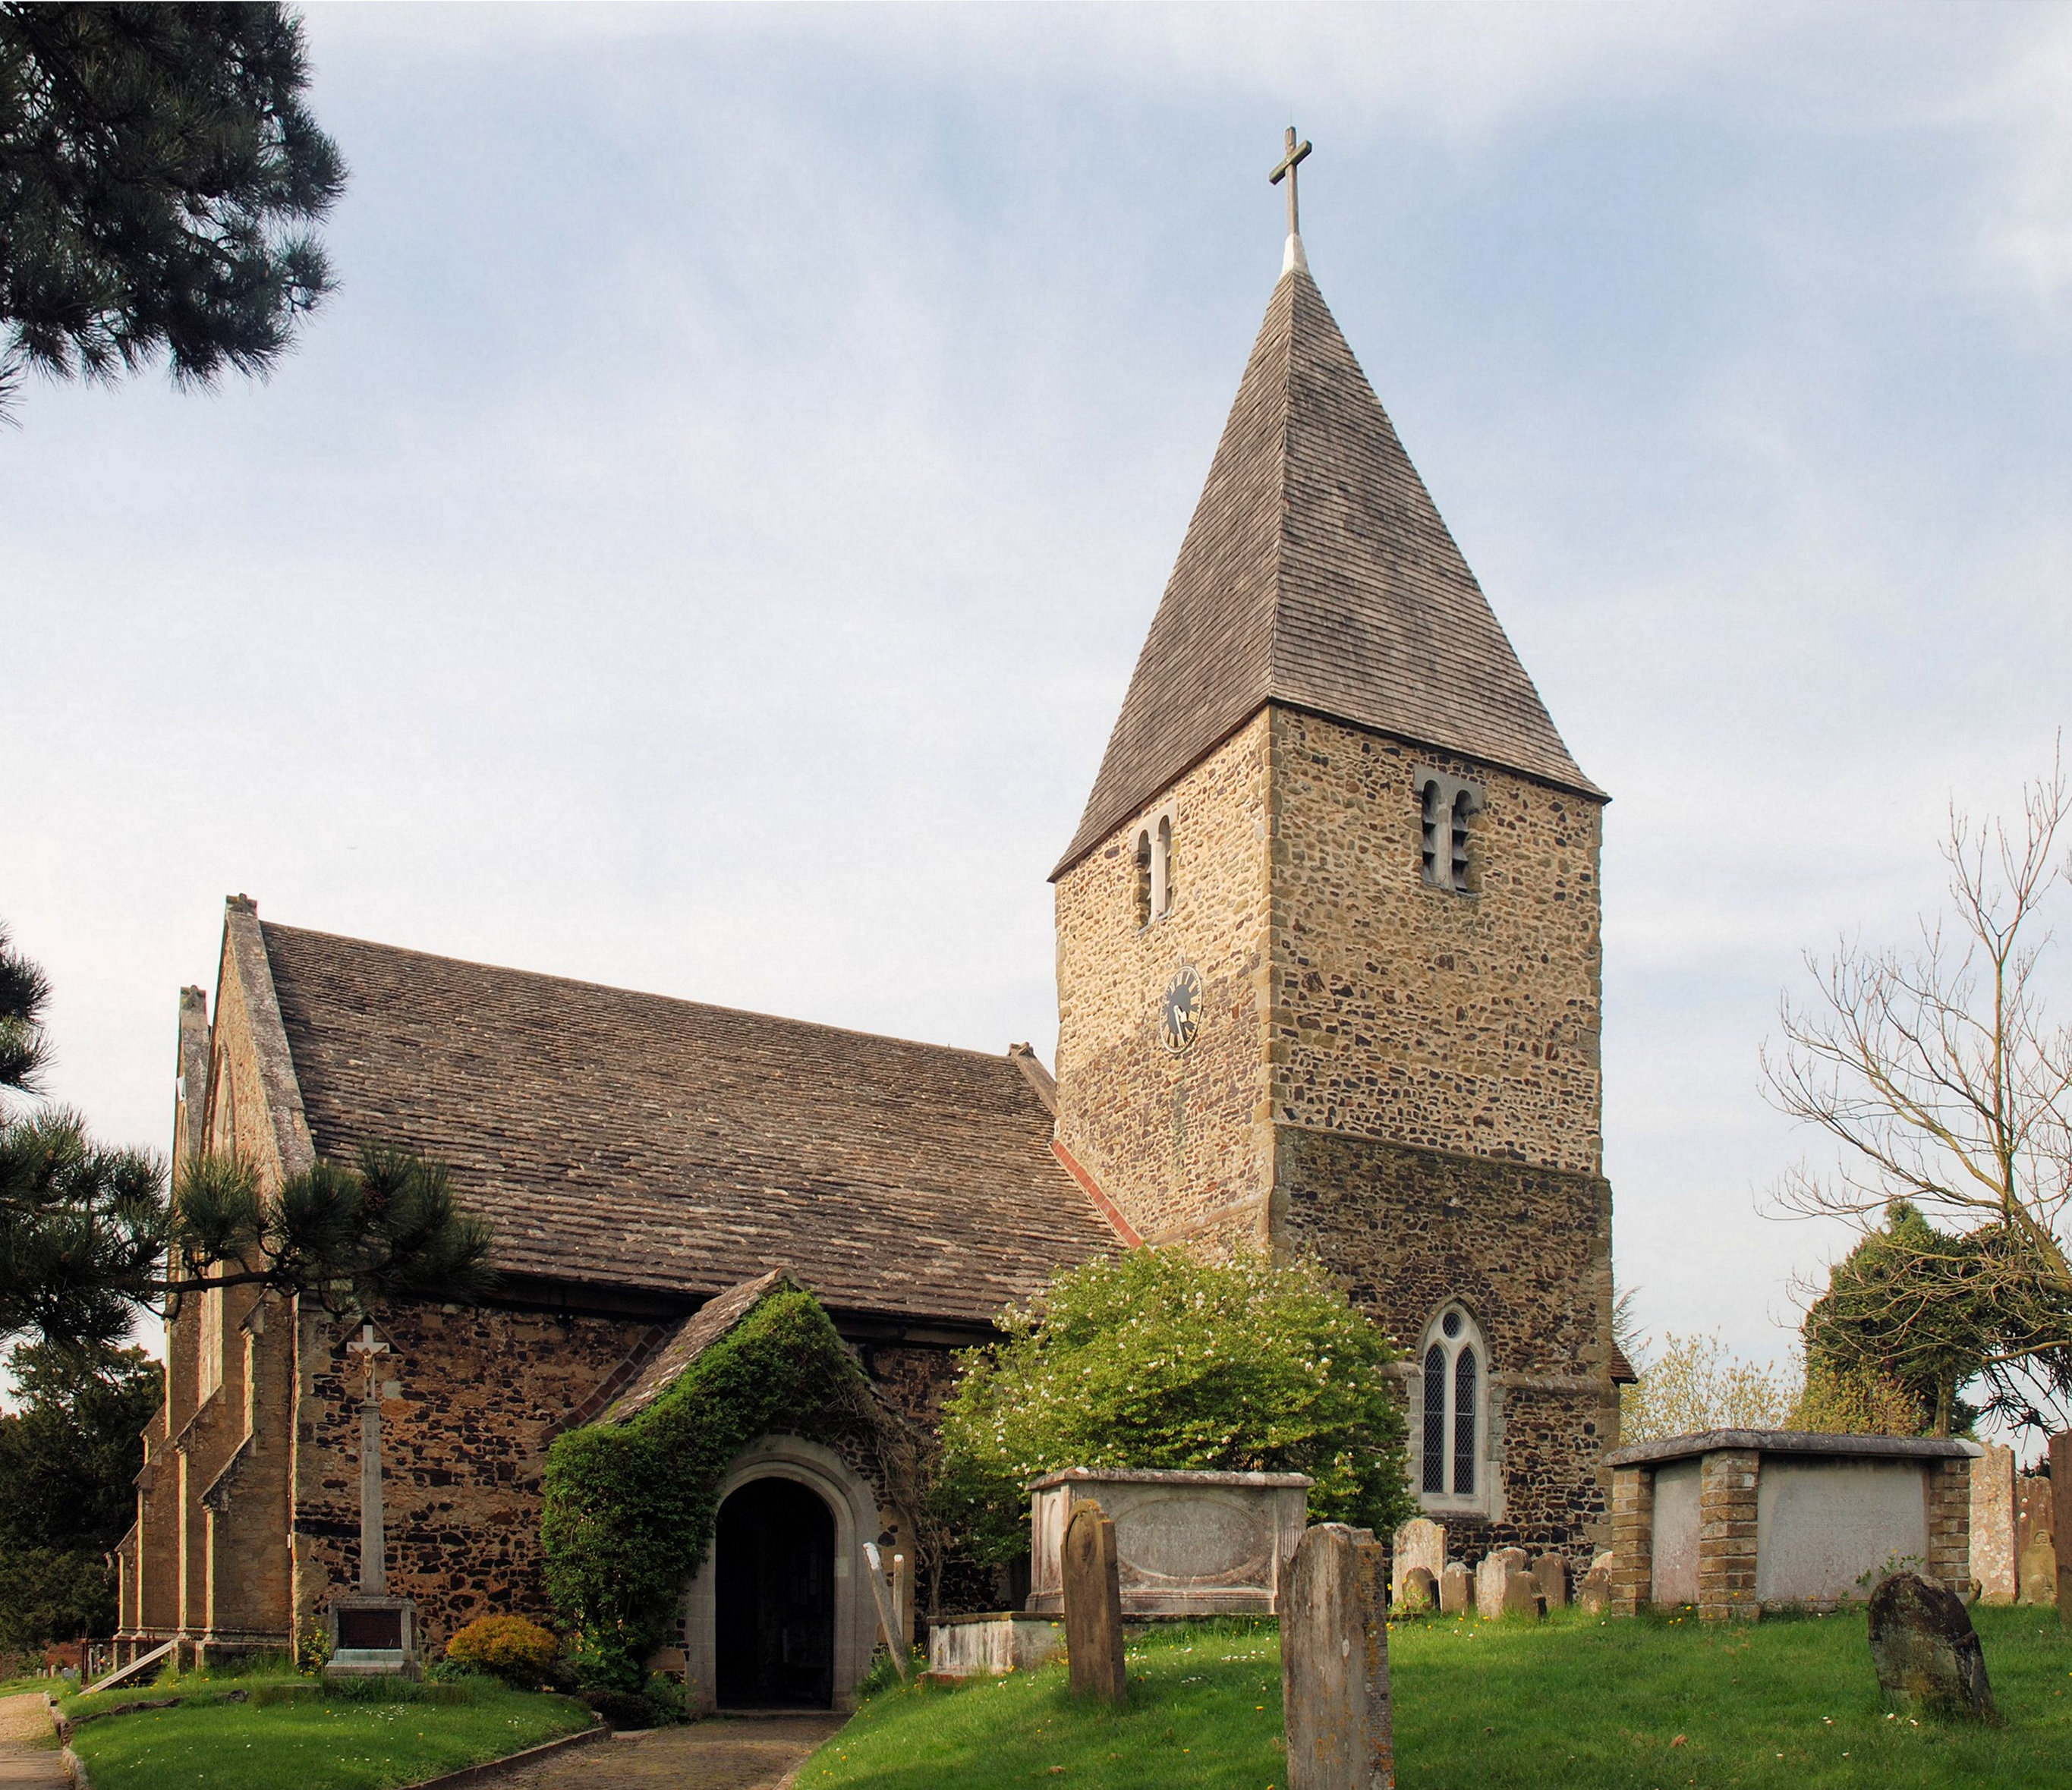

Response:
(1269, 126), (1313, 275)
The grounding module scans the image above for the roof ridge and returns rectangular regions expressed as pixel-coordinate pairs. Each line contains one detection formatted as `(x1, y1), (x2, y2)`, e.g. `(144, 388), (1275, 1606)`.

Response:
(257, 919), (1032, 1071)
(1264, 267), (1300, 706)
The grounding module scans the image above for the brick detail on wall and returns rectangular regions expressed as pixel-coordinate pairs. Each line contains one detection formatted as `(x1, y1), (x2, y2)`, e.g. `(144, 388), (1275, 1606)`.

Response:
(1611, 1466), (1653, 1617)
(1926, 1456), (1973, 1596)
(1697, 1449), (1760, 1623)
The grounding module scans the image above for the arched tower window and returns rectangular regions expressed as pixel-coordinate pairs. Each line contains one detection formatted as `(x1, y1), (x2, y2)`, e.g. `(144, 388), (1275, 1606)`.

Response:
(1418, 1303), (1487, 1509)
(1131, 805), (1176, 930)
(1415, 771), (1484, 894)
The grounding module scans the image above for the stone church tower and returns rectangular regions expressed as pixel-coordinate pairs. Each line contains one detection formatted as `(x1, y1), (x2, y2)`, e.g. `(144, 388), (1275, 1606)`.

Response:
(1050, 230), (1623, 1555)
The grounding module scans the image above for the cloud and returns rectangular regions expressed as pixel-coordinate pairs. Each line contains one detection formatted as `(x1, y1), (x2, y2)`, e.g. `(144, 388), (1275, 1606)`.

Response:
(1960, 10), (2072, 319)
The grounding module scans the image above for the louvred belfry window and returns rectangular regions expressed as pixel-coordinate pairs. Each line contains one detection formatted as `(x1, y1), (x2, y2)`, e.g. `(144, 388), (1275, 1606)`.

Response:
(1415, 772), (1484, 894)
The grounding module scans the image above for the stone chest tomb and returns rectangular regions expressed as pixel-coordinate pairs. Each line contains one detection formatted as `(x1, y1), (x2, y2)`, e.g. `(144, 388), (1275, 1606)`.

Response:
(1606, 1430), (1977, 1619)
(1026, 1467), (1311, 1618)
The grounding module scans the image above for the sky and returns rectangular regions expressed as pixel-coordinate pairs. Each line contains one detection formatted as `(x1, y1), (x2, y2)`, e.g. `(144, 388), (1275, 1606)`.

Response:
(7, 2), (2072, 1432)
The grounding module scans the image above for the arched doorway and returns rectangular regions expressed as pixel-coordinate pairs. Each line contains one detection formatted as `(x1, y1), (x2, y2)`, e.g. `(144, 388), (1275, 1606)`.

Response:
(714, 1476), (836, 1708)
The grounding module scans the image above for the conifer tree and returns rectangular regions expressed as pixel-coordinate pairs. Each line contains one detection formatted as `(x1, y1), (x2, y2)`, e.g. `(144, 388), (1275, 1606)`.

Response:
(0, 3), (345, 417)
(0, 923), (493, 1354)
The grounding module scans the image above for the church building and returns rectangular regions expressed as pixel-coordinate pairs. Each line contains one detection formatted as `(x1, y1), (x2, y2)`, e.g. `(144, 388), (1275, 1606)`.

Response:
(115, 184), (1623, 1707)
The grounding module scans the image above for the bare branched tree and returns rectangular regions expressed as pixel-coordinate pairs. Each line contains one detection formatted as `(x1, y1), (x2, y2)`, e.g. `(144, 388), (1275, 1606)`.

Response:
(1764, 752), (2072, 1435)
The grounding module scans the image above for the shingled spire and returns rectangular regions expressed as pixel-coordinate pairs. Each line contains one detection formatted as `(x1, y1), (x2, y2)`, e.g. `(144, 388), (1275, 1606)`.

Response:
(1054, 261), (1597, 878)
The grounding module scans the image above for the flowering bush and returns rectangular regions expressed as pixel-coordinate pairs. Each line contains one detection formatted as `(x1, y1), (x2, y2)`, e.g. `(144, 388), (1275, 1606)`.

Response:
(936, 1247), (1412, 1565)
(446, 1614), (559, 1688)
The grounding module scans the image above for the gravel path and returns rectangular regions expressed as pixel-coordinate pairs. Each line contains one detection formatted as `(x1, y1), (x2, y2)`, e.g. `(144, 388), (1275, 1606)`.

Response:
(491, 1713), (845, 1790)
(0, 1694), (66, 1789)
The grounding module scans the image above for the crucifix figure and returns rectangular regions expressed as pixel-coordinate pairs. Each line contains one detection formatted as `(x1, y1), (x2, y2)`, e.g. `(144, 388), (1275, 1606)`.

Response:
(345, 1323), (391, 1597)
(1269, 125), (1313, 239)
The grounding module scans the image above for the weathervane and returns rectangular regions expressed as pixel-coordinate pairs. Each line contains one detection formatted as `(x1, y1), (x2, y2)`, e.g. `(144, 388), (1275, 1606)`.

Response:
(1269, 125), (1313, 239)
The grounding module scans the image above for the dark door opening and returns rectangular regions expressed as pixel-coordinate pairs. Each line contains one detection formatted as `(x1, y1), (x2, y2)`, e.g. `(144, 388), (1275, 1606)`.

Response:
(714, 1476), (836, 1708)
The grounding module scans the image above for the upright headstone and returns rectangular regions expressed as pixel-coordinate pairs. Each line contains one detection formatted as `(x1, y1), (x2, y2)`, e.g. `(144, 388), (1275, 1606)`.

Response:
(2053, 1433), (2072, 1625)
(1576, 1565), (1610, 1615)
(1282, 1524), (1392, 1790)
(1533, 1555), (1569, 1610)
(1969, 1446), (2017, 1604)
(1390, 1518), (1446, 1609)
(1500, 1567), (1545, 1619)
(861, 1543), (911, 1684)
(1063, 1500), (1126, 1707)
(2018, 1474), (2055, 1605)
(1474, 1549), (1531, 1620)
(1867, 1572), (1995, 1720)
(2020, 1530), (2057, 1606)
(1398, 1568), (1437, 1614)
(893, 1551), (915, 1650)
(1438, 1562), (1471, 1616)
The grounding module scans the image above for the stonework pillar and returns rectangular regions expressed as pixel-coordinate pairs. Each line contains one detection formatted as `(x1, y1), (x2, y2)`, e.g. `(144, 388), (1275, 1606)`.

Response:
(1609, 1466), (1652, 1615)
(1925, 1456), (1972, 1599)
(1697, 1449), (1760, 1622)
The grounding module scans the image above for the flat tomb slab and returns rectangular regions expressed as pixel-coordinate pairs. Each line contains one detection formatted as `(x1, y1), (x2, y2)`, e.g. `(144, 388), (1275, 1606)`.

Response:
(926, 1613), (1063, 1678)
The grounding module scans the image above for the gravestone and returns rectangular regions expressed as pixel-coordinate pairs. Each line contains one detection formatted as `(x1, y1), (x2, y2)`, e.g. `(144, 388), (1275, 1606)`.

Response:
(1390, 1518), (1446, 1609)
(2020, 1531), (2057, 1606)
(2055, 1433), (2072, 1625)
(1867, 1572), (1995, 1720)
(1282, 1524), (1392, 1790)
(1062, 1500), (1126, 1707)
(1576, 1566), (1611, 1615)
(1969, 1446), (2016, 1604)
(1398, 1567), (1437, 1614)
(893, 1551), (915, 1649)
(1475, 1549), (1531, 1620)
(861, 1543), (911, 1685)
(1500, 1567), (1545, 1619)
(1439, 1562), (1471, 1616)
(1533, 1555), (1569, 1610)
(2017, 1471), (2055, 1605)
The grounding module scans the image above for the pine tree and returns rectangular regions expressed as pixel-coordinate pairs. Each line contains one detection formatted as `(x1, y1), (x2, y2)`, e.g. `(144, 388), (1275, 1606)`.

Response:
(0, 3), (345, 417)
(0, 923), (493, 1353)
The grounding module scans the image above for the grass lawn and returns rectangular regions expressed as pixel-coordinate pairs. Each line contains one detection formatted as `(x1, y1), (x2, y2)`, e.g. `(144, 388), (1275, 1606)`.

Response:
(61, 1664), (593, 1790)
(795, 1606), (2072, 1789)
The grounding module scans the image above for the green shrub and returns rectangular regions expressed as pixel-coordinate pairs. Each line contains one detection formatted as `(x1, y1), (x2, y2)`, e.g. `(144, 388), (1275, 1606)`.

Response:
(936, 1247), (1415, 1565)
(641, 1670), (690, 1722)
(446, 1615), (559, 1689)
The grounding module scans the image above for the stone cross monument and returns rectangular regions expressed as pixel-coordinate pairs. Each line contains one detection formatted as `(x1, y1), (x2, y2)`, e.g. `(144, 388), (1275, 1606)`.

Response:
(326, 1323), (417, 1678)
(345, 1324), (390, 1595)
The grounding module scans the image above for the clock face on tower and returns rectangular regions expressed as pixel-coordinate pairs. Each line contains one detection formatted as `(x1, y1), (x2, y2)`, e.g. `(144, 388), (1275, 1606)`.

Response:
(1159, 966), (1204, 1055)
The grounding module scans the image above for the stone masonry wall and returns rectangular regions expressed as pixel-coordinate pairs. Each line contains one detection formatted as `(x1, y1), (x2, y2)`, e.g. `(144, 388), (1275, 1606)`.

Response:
(1278, 1126), (1617, 1559)
(1053, 713), (1274, 1245)
(290, 1299), (657, 1649)
(288, 1302), (973, 1650)
(1266, 708), (1604, 1176)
